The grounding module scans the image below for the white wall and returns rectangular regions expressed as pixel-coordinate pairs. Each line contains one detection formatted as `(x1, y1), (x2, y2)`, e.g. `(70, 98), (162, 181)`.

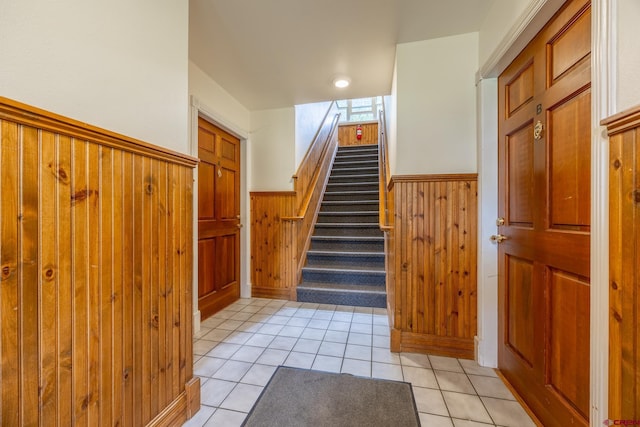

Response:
(0, 0), (189, 153)
(384, 61), (399, 176)
(617, 0), (640, 112)
(476, 78), (499, 368)
(249, 108), (296, 191)
(478, 0), (533, 69)
(189, 61), (251, 134)
(395, 32), (478, 175)
(295, 101), (334, 168)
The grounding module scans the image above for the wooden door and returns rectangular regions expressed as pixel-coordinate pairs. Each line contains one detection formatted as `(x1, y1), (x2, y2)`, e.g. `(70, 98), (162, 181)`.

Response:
(497, 0), (591, 425)
(198, 117), (241, 319)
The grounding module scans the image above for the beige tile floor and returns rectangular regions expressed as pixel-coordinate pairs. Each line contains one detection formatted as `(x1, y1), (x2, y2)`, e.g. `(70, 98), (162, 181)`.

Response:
(184, 298), (536, 427)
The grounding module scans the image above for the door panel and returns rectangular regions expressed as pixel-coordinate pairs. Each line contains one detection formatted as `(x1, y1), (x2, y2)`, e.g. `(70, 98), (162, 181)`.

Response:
(506, 256), (534, 366)
(498, 0), (591, 425)
(548, 270), (590, 419)
(507, 124), (535, 227)
(197, 117), (241, 319)
(549, 89), (591, 229)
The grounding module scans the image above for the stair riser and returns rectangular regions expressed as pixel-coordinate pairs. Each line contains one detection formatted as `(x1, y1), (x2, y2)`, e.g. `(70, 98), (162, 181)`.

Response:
(310, 239), (384, 251)
(333, 154), (378, 165)
(330, 167), (378, 176)
(316, 214), (378, 224)
(320, 203), (378, 212)
(322, 192), (378, 201)
(328, 175), (378, 184)
(325, 184), (378, 193)
(306, 254), (385, 269)
(312, 226), (382, 237)
(333, 161), (378, 169)
(338, 144), (378, 154)
(296, 289), (386, 308)
(301, 269), (386, 286)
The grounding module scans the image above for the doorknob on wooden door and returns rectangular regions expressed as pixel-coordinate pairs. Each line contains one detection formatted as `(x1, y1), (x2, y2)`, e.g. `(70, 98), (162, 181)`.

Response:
(490, 234), (507, 243)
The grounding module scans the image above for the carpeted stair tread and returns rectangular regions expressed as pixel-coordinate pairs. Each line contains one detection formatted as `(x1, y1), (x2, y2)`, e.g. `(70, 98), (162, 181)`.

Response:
(314, 222), (380, 228)
(331, 167), (378, 175)
(332, 160), (378, 167)
(307, 249), (385, 257)
(302, 265), (385, 274)
(326, 181), (378, 186)
(329, 173), (378, 180)
(321, 200), (379, 205)
(297, 282), (386, 293)
(311, 235), (383, 242)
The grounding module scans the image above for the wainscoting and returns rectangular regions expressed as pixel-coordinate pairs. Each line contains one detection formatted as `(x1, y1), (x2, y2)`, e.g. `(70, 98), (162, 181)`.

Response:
(0, 98), (199, 426)
(338, 122), (378, 147)
(386, 174), (478, 359)
(604, 105), (640, 420)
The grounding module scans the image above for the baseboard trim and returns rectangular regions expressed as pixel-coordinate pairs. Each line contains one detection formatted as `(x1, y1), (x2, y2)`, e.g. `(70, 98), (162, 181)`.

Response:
(252, 286), (294, 300)
(192, 309), (201, 335)
(391, 329), (475, 359)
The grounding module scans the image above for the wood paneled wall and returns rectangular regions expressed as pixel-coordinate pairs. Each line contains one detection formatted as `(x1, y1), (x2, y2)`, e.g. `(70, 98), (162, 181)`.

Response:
(603, 106), (640, 420)
(338, 122), (378, 147)
(0, 98), (200, 426)
(387, 174), (478, 359)
(250, 111), (340, 298)
(249, 192), (297, 299)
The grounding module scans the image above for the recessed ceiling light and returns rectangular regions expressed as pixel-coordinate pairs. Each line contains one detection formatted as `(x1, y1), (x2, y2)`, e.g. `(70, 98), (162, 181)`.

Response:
(333, 77), (350, 88)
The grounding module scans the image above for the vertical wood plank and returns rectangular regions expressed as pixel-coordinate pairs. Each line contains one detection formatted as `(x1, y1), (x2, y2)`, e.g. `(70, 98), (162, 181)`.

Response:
(122, 151), (135, 426)
(57, 134), (73, 426)
(87, 142), (101, 424)
(72, 137), (89, 426)
(149, 159), (160, 417)
(169, 163), (181, 399)
(132, 153), (143, 426)
(1, 120), (20, 427)
(184, 166), (194, 381)
(178, 167), (188, 389)
(20, 125), (40, 426)
(157, 161), (168, 409)
(111, 149), (124, 426)
(40, 129), (58, 422)
(99, 146), (114, 426)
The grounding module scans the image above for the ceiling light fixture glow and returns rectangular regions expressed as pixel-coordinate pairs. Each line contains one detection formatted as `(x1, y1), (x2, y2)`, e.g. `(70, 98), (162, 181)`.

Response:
(333, 77), (351, 88)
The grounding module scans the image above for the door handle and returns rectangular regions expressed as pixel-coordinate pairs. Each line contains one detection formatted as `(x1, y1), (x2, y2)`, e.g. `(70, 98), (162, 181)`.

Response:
(490, 234), (508, 243)
(237, 224), (243, 229)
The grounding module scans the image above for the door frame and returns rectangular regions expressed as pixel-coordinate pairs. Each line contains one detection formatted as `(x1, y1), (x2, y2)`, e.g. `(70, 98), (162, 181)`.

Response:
(189, 95), (250, 333)
(475, 0), (615, 423)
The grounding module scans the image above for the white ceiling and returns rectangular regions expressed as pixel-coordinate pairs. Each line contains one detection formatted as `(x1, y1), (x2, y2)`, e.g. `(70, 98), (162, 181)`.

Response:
(189, 0), (495, 110)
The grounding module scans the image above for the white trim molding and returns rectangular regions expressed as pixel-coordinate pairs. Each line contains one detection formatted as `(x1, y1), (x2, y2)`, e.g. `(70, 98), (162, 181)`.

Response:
(189, 96), (252, 336)
(477, 0), (566, 81)
(591, 0), (617, 424)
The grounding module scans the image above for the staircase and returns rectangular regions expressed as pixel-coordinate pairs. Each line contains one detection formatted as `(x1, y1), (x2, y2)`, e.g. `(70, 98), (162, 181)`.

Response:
(297, 144), (386, 308)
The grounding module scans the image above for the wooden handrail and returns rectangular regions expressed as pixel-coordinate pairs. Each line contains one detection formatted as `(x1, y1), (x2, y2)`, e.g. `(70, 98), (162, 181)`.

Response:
(292, 101), (336, 180)
(282, 112), (340, 221)
(378, 106), (391, 231)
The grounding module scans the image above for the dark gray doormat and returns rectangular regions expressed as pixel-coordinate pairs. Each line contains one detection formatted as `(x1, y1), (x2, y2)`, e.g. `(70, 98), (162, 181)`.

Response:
(242, 366), (421, 427)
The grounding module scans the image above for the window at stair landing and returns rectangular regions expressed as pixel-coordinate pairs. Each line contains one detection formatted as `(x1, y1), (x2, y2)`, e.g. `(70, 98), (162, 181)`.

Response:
(336, 97), (383, 123)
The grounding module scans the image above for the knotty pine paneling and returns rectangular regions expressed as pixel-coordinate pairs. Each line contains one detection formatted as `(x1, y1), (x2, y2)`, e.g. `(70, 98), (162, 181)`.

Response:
(603, 105), (640, 421)
(249, 192), (297, 298)
(250, 112), (339, 299)
(0, 97), (199, 427)
(388, 174), (478, 359)
(338, 122), (378, 146)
